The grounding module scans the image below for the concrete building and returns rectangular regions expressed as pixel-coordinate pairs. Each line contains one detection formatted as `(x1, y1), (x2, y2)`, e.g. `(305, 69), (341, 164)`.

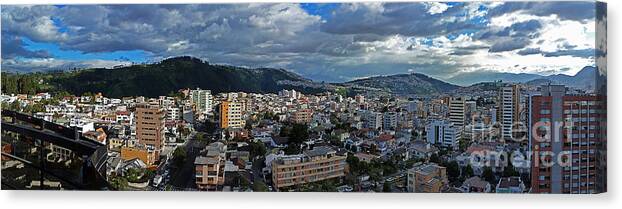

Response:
(383, 112), (398, 130)
(135, 103), (166, 165)
(220, 100), (244, 129)
(271, 146), (346, 190)
(528, 85), (606, 194)
(498, 84), (521, 139)
(407, 163), (448, 193)
(291, 108), (313, 124)
(166, 106), (181, 121)
(448, 97), (466, 134)
(190, 88), (213, 115)
(195, 142), (226, 191)
(365, 111), (383, 130)
(426, 119), (458, 150)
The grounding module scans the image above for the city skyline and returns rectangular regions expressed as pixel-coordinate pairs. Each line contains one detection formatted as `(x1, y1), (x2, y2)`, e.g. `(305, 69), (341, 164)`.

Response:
(1, 2), (606, 85)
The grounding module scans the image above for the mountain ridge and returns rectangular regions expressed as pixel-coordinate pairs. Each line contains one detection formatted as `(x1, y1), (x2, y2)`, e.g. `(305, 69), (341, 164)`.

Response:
(0, 56), (597, 97)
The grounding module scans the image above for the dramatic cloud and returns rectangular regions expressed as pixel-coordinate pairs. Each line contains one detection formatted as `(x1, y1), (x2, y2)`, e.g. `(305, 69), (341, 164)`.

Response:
(1, 2), (601, 85)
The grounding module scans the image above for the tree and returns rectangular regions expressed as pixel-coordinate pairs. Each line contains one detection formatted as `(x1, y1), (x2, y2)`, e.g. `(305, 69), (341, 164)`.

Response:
(125, 168), (144, 183)
(283, 143), (301, 155)
(429, 153), (441, 164)
(173, 146), (187, 167)
(288, 124), (309, 144)
(249, 141), (267, 159)
(464, 164), (474, 178)
(503, 161), (520, 177)
(196, 132), (206, 141)
(482, 166), (495, 183)
(109, 176), (128, 190)
(253, 181), (270, 192)
(445, 161), (461, 181)
(383, 181), (392, 192)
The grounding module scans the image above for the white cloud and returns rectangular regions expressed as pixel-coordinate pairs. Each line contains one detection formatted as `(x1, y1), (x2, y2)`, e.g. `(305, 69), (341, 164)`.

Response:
(425, 2), (450, 15)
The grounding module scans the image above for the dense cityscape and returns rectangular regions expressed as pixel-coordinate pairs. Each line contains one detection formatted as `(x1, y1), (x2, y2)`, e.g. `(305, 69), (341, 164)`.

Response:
(0, 1), (607, 195)
(1, 78), (606, 193)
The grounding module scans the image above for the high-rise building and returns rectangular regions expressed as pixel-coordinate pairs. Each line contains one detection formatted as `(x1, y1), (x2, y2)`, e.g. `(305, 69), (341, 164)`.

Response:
(448, 97), (465, 139)
(448, 97), (465, 127)
(190, 88), (213, 115)
(220, 100), (244, 129)
(135, 102), (166, 165)
(426, 119), (458, 150)
(498, 84), (521, 139)
(528, 85), (606, 194)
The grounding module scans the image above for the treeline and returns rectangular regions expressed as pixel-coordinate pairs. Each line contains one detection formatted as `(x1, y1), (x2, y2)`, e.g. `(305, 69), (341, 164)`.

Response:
(1, 72), (48, 95)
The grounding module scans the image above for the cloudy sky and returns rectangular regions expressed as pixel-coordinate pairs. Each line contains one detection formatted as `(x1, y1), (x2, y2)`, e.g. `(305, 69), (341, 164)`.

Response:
(1, 2), (605, 85)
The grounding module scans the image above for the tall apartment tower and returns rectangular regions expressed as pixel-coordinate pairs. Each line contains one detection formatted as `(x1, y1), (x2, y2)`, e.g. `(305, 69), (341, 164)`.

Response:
(528, 85), (606, 194)
(498, 84), (521, 139)
(135, 103), (166, 165)
(219, 100), (244, 129)
(448, 97), (465, 138)
(190, 88), (213, 115)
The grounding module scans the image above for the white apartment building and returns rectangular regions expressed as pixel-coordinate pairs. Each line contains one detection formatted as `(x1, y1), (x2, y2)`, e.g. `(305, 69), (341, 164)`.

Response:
(426, 119), (458, 150)
(190, 88), (213, 115)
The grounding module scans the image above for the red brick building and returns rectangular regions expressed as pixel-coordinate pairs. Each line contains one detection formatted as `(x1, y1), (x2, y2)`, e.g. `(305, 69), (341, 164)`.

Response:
(528, 85), (606, 193)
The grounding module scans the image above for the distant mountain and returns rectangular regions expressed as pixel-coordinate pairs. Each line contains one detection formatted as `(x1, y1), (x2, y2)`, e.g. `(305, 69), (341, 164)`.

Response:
(1, 57), (598, 98)
(1, 56), (331, 98)
(445, 66), (598, 91)
(525, 66), (597, 91)
(341, 73), (461, 95)
(446, 72), (543, 86)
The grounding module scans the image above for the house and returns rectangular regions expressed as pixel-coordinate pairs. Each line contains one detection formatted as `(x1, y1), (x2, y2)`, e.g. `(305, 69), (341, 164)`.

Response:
(460, 176), (491, 193)
(407, 163), (448, 193)
(374, 134), (395, 154)
(496, 177), (525, 193)
(410, 140), (439, 160)
(120, 158), (148, 175)
(354, 152), (379, 163)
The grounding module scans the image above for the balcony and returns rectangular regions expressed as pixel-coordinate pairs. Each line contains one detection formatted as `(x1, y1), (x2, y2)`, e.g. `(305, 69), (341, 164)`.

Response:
(1, 110), (110, 190)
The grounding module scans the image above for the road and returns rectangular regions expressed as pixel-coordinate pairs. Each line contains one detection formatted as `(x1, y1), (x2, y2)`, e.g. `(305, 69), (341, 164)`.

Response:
(168, 135), (206, 189)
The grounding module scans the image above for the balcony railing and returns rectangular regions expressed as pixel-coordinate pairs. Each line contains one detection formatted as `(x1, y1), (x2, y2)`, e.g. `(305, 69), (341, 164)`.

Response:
(1, 110), (110, 190)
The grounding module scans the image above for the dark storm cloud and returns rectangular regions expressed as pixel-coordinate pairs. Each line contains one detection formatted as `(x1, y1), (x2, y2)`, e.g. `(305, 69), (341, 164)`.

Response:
(543, 49), (595, 58)
(1, 35), (52, 59)
(517, 48), (541, 55)
(1, 2), (599, 84)
(320, 3), (482, 37)
(487, 2), (596, 22)
(488, 38), (530, 53)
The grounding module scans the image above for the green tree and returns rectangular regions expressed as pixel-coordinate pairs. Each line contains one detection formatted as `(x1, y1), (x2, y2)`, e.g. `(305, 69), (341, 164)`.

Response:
(482, 166), (495, 183)
(464, 164), (474, 178)
(253, 181), (270, 192)
(173, 146), (187, 167)
(429, 153), (441, 164)
(249, 141), (267, 159)
(288, 123), (309, 144)
(445, 161), (461, 181)
(383, 181), (392, 192)
(502, 161), (520, 177)
(283, 143), (301, 155)
(125, 168), (144, 183)
(109, 176), (128, 190)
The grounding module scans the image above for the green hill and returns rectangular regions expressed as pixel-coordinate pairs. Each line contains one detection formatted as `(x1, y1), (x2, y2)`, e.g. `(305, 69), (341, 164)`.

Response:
(1, 56), (329, 98)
